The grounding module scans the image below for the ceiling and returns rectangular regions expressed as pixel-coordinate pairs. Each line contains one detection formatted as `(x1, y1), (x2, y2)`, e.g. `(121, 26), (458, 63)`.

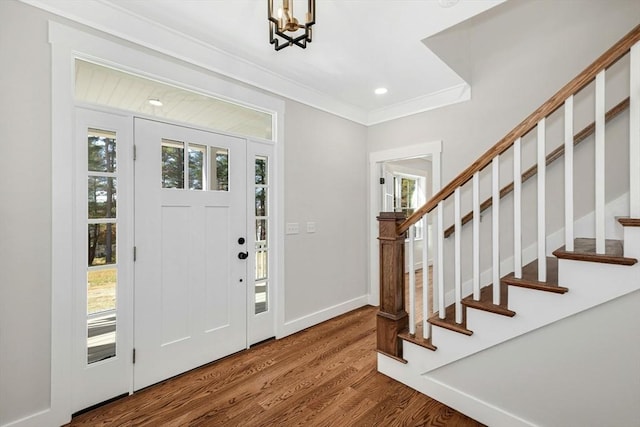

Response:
(75, 59), (276, 140)
(24, 0), (506, 125)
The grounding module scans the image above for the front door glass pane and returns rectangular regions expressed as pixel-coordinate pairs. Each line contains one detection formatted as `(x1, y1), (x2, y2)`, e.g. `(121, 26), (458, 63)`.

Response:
(256, 251), (268, 281)
(88, 224), (117, 266)
(88, 177), (117, 218)
(87, 314), (116, 364)
(188, 144), (206, 190)
(255, 157), (267, 184)
(255, 188), (266, 216)
(256, 219), (267, 247)
(87, 269), (117, 314)
(210, 147), (229, 191)
(88, 128), (117, 173)
(162, 140), (185, 189)
(255, 281), (267, 315)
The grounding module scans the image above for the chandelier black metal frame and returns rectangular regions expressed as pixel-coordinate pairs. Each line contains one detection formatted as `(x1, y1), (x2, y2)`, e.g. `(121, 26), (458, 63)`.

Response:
(268, 0), (315, 51)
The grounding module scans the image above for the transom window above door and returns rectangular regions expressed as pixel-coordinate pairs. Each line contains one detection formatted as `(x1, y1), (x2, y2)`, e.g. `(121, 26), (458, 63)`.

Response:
(75, 59), (274, 141)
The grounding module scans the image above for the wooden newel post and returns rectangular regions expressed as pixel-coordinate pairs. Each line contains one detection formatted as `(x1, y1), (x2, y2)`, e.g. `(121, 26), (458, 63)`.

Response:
(376, 212), (408, 360)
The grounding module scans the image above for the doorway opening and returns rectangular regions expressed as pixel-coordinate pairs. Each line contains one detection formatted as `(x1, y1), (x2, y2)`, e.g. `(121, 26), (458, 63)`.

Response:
(368, 142), (442, 310)
(57, 42), (283, 420)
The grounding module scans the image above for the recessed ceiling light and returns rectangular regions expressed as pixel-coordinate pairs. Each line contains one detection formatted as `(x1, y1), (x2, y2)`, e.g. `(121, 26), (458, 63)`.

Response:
(374, 87), (388, 95)
(148, 98), (163, 107)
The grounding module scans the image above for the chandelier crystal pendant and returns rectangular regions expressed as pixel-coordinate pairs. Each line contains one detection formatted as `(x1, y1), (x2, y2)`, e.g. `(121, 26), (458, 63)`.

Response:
(268, 0), (315, 51)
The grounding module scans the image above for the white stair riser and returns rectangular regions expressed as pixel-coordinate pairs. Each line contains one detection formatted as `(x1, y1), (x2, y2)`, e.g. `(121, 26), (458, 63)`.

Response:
(396, 255), (640, 376)
(622, 227), (640, 258)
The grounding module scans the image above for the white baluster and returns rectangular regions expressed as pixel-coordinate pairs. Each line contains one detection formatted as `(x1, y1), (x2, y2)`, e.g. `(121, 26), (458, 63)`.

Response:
(538, 119), (547, 282)
(454, 187), (462, 324)
(513, 138), (522, 278)
(408, 225), (416, 336)
(438, 201), (445, 319)
(492, 157), (500, 304)
(472, 172), (480, 300)
(630, 43), (640, 218)
(565, 96), (575, 251)
(595, 70), (606, 254)
(422, 215), (431, 340)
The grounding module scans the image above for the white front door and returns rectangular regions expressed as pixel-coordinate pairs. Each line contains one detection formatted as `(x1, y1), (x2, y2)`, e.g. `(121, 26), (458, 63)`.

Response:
(133, 118), (248, 390)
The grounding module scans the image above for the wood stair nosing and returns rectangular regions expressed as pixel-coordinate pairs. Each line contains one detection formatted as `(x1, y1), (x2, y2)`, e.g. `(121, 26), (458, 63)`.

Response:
(399, 323), (437, 351)
(553, 238), (638, 266)
(502, 257), (569, 294)
(428, 303), (473, 336)
(617, 217), (640, 227)
(412, 239), (633, 342)
(461, 282), (516, 317)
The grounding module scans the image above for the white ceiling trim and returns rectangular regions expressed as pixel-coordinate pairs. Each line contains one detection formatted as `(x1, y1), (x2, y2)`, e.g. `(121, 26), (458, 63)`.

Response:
(22, 0), (470, 126)
(367, 82), (471, 126)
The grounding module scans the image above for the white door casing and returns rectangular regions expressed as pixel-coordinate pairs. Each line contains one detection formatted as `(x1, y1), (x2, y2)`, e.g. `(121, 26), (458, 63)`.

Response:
(133, 118), (247, 390)
(381, 163), (395, 212)
(51, 22), (285, 426)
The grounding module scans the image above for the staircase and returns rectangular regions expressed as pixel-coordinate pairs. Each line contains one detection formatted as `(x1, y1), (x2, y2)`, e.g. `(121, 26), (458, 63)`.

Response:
(376, 25), (640, 427)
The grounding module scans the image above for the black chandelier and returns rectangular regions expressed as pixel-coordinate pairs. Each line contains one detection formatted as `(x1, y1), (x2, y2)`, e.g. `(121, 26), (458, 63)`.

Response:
(268, 0), (315, 51)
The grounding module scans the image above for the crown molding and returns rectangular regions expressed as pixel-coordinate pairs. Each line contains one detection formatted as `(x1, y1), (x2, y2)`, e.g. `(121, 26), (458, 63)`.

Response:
(21, 0), (470, 126)
(367, 83), (471, 125)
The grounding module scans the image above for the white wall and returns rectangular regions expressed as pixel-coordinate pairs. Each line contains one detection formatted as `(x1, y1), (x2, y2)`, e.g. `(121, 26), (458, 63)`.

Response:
(368, 2), (640, 424)
(0, 1), (52, 424)
(368, 0), (640, 288)
(428, 289), (640, 427)
(0, 1), (368, 424)
(369, 0), (639, 182)
(283, 100), (368, 325)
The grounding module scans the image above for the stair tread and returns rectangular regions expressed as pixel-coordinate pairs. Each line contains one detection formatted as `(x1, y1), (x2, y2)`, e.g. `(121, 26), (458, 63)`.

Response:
(617, 217), (640, 227)
(428, 304), (473, 336)
(462, 283), (515, 317)
(503, 257), (568, 294)
(399, 324), (437, 351)
(553, 238), (637, 266)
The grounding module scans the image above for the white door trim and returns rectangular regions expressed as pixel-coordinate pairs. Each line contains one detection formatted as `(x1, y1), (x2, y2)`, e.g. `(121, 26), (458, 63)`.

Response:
(368, 141), (442, 306)
(49, 22), (285, 426)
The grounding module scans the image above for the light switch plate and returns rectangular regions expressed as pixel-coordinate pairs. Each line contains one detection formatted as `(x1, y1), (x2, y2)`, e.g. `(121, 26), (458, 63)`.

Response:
(307, 222), (316, 233)
(286, 223), (299, 234)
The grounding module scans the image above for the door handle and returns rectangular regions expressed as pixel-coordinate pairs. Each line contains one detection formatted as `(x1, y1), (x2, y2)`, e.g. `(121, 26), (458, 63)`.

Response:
(238, 251), (249, 260)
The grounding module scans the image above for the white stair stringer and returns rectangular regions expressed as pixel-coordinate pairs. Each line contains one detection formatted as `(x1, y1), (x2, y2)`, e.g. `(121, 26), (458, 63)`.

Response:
(378, 232), (640, 427)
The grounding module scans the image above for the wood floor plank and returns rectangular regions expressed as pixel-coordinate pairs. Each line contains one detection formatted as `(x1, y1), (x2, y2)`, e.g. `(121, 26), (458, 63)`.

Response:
(66, 306), (482, 427)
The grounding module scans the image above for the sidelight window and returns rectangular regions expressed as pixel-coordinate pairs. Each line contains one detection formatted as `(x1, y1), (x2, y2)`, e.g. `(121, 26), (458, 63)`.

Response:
(86, 128), (118, 364)
(254, 156), (269, 314)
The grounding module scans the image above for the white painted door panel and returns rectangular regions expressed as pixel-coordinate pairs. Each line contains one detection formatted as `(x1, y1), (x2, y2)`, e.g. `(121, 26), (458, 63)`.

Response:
(134, 118), (247, 390)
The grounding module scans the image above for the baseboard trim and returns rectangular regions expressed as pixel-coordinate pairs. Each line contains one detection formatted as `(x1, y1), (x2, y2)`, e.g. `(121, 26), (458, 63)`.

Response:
(420, 375), (537, 427)
(1, 408), (53, 427)
(278, 295), (369, 338)
(377, 353), (535, 427)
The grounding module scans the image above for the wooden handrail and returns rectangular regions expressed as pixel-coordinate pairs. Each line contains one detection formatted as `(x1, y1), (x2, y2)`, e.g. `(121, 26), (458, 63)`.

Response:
(397, 24), (640, 236)
(443, 97), (630, 238)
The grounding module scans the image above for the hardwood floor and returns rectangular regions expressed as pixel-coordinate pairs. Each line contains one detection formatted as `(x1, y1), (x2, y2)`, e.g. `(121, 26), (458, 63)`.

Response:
(67, 306), (483, 427)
